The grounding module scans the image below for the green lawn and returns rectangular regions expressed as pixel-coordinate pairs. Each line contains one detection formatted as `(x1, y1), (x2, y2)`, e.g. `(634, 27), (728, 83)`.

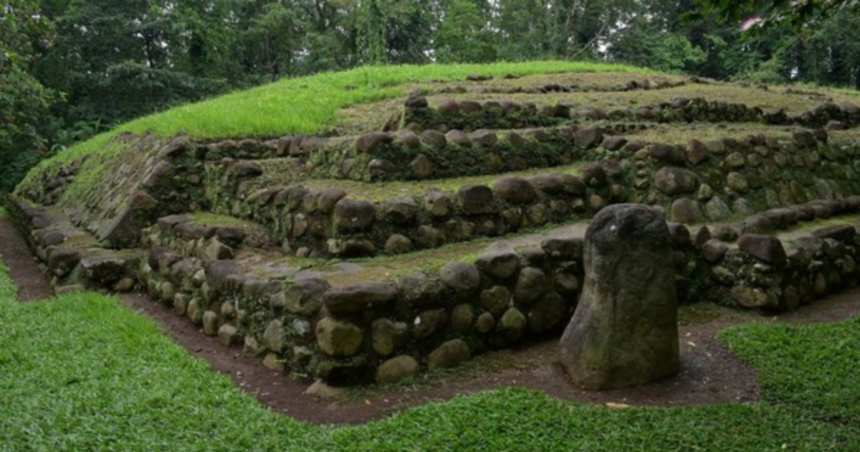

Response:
(0, 259), (858, 451)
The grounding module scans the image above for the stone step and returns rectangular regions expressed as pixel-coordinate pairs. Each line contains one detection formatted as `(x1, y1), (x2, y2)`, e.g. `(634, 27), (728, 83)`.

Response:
(136, 192), (860, 387)
(403, 89), (860, 130)
(143, 213), (275, 262)
(5, 196), (143, 293)
(204, 158), (627, 259)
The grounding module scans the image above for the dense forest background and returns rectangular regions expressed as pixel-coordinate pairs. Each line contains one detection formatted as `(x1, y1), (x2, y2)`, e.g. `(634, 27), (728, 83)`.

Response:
(2, 0), (859, 191)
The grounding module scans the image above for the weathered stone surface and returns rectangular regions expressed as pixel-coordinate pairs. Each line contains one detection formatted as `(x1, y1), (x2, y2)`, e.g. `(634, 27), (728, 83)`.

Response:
(687, 139), (710, 165)
(316, 317), (364, 357)
(475, 250), (520, 280)
(451, 304), (476, 333)
(80, 254), (131, 286)
(371, 319), (409, 356)
(318, 188), (348, 213)
(813, 225), (856, 242)
(471, 129), (498, 147)
(702, 239), (729, 263)
(231, 161), (263, 178)
(458, 185), (496, 215)
(356, 132), (393, 153)
(324, 282), (398, 314)
(575, 127), (603, 149)
(263, 320), (285, 353)
(654, 167), (698, 196)
(649, 144), (685, 165)
(218, 324), (238, 346)
(480, 286), (511, 315)
(305, 380), (345, 399)
(494, 177), (537, 205)
(513, 267), (547, 305)
(396, 273), (447, 307)
(204, 239), (234, 261)
(726, 172), (750, 193)
(445, 129), (471, 147)
(598, 160), (623, 179)
(421, 130), (447, 148)
(395, 129), (421, 148)
(476, 312), (496, 333)
(602, 136), (628, 151)
(202, 311), (219, 336)
(263, 353), (284, 371)
(411, 154), (435, 179)
(425, 190), (453, 218)
(440, 262), (481, 293)
(284, 278), (330, 315)
(38, 229), (65, 247)
(428, 339), (471, 369)
(385, 234), (413, 254)
(670, 198), (704, 224)
(333, 199), (376, 233)
(414, 309), (448, 338)
(528, 292), (567, 334)
(738, 234), (787, 264)
(48, 248), (81, 277)
(579, 164), (607, 188)
(157, 214), (192, 233)
(405, 95), (428, 108)
(416, 225), (445, 249)
(705, 197), (733, 221)
(732, 286), (778, 309)
(559, 204), (679, 390)
(497, 307), (527, 341)
(541, 237), (583, 260)
(376, 356), (420, 384)
(384, 196), (419, 224)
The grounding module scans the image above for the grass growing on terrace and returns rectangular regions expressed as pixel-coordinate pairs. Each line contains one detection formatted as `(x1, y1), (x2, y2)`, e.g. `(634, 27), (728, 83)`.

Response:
(53, 62), (652, 164)
(0, 257), (859, 450)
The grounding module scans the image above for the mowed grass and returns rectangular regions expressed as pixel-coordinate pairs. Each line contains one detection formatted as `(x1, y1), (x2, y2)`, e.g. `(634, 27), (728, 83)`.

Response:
(54, 62), (651, 164)
(1, 259), (859, 451)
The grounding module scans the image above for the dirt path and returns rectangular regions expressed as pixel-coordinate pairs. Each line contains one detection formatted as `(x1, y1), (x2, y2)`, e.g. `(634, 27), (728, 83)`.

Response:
(3, 216), (860, 425)
(0, 217), (53, 301)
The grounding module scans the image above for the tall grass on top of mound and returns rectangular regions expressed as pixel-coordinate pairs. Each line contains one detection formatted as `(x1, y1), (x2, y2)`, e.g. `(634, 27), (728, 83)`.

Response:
(44, 61), (651, 164)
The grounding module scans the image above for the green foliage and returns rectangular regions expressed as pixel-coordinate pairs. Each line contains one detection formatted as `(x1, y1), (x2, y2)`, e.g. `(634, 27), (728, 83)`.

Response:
(642, 33), (707, 73)
(720, 318), (860, 425)
(692, 0), (855, 32)
(234, 3), (300, 82)
(435, 0), (497, 63)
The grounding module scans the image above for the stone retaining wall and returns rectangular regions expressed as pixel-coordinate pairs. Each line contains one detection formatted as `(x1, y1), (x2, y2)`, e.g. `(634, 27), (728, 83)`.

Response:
(403, 96), (860, 133)
(5, 196), (142, 293)
(135, 204), (860, 386)
(197, 131), (860, 259)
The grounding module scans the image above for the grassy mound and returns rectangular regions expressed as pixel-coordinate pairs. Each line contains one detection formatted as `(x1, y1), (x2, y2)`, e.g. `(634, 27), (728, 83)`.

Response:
(49, 62), (649, 164)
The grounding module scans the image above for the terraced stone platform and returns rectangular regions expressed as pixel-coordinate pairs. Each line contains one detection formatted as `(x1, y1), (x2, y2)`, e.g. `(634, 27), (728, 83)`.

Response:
(9, 70), (860, 386)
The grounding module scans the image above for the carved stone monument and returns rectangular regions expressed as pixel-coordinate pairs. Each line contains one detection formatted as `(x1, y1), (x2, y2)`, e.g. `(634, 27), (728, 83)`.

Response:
(559, 204), (679, 390)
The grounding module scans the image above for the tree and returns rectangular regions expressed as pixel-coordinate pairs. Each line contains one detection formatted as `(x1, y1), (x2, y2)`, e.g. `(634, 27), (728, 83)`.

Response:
(235, 3), (301, 82)
(435, 0), (496, 63)
(0, 0), (59, 191)
(354, 0), (435, 65)
(40, 0), (231, 126)
(692, 0), (855, 32)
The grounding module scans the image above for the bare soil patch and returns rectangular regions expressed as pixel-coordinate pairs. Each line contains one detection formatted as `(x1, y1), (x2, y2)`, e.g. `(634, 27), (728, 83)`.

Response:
(0, 217), (53, 301)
